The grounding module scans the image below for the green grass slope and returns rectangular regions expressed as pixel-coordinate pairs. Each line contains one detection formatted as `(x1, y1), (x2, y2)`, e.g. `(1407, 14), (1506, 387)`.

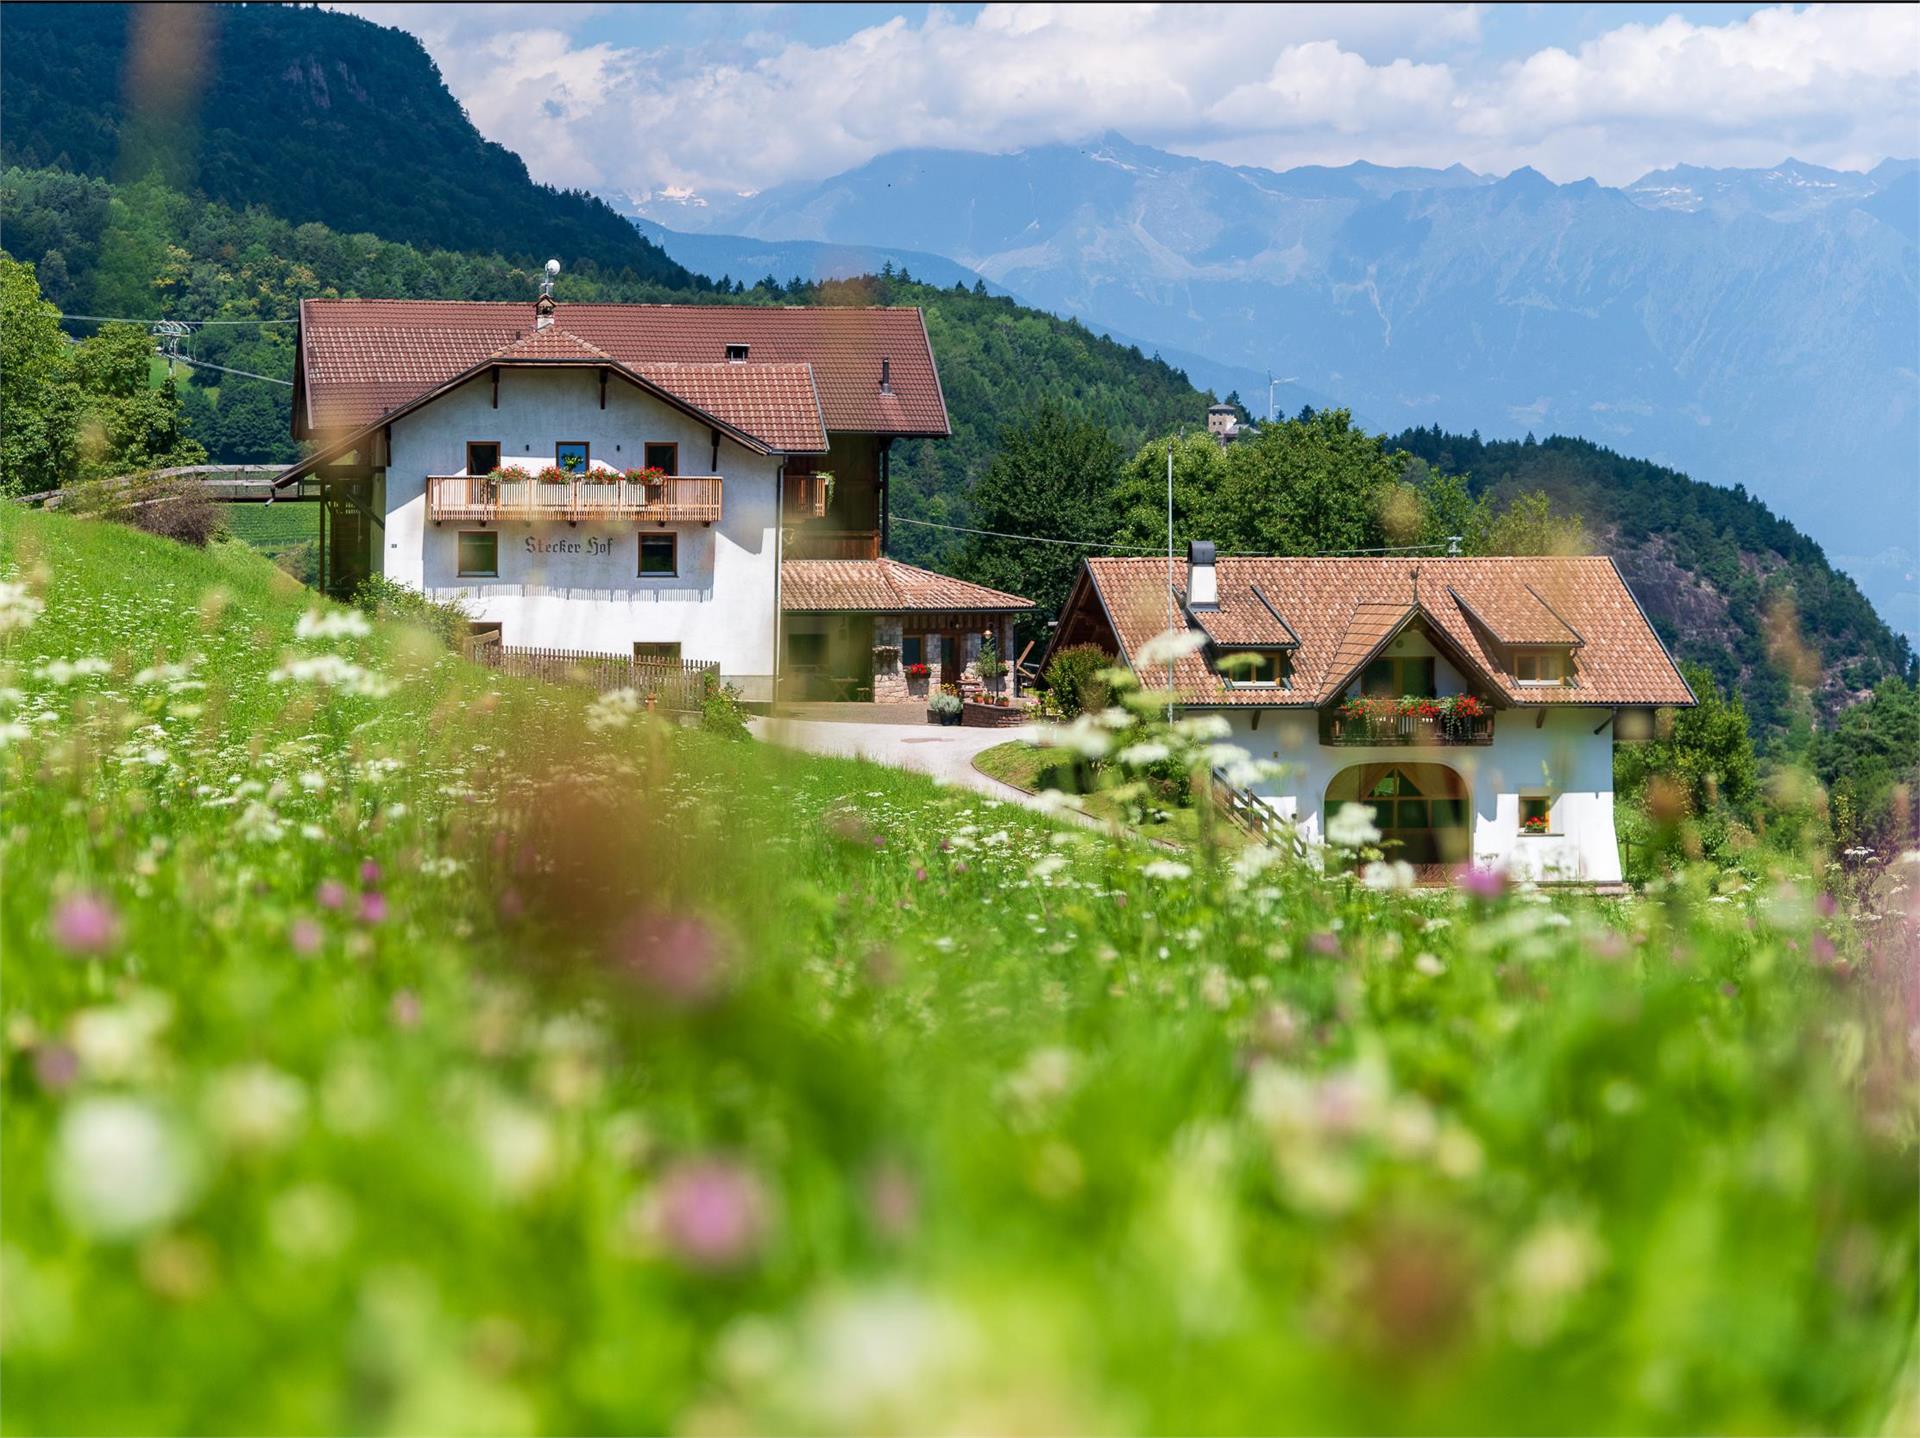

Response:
(2, 437), (1916, 1432)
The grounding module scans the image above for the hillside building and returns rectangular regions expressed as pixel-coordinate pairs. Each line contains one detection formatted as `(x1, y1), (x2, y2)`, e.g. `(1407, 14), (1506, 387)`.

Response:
(1044, 544), (1694, 883)
(271, 297), (1031, 703)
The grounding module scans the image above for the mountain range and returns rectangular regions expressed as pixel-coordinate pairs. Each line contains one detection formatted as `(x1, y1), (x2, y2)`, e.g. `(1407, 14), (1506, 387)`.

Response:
(631, 136), (1920, 642)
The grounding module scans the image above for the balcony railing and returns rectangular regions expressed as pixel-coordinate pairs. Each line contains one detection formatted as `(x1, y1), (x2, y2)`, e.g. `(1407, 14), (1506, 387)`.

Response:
(782, 473), (830, 519)
(426, 474), (722, 525)
(1320, 709), (1495, 746)
(787, 528), (882, 560)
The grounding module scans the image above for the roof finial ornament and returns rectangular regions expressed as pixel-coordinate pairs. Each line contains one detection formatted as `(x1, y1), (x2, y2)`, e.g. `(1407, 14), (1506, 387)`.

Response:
(536, 259), (560, 330)
(1410, 564), (1420, 606)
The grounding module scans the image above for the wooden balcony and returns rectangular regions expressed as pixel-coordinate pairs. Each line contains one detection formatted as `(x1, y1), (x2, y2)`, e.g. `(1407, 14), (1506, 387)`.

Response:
(782, 473), (830, 519)
(426, 474), (722, 526)
(1320, 709), (1495, 746)
(787, 528), (882, 560)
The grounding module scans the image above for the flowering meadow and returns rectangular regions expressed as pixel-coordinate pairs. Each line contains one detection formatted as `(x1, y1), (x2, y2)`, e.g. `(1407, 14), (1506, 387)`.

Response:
(2, 506), (1916, 1434)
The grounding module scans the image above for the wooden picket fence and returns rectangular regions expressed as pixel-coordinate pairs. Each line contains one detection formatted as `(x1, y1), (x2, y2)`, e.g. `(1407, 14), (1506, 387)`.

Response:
(462, 632), (717, 710)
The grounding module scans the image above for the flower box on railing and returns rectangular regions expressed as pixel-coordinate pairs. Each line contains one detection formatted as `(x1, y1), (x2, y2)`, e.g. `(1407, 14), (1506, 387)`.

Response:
(1321, 693), (1495, 746)
(425, 472), (722, 525)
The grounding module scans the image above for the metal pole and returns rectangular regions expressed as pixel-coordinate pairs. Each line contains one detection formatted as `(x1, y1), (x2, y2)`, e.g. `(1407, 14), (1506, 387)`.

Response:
(1166, 439), (1175, 719)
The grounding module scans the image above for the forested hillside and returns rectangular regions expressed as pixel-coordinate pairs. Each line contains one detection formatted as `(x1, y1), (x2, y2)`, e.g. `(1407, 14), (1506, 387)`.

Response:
(0, 3), (692, 289)
(3, 155), (1908, 740)
(1391, 428), (1914, 732)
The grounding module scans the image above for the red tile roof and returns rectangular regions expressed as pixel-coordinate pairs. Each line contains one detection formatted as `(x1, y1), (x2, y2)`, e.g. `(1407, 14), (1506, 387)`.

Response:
(1070, 555), (1693, 707)
(632, 363), (826, 455)
(296, 298), (946, 441)
(782, 559), (1033, 613)
(491, 327), (614, 361)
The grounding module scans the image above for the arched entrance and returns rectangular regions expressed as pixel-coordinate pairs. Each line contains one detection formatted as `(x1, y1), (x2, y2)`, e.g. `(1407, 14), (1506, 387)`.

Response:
(1326, 763), (1471, 865)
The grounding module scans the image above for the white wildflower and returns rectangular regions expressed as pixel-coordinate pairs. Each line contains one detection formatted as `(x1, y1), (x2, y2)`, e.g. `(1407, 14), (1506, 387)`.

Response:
(1117, 740), (1172, 767)
(298, 770), (328, 792)
(1002, 1047), (1078, 1119)
(1028, 788), (1086, 815)
(1134, 627), (1209, 669)
(203, 1065), (308, 1152)
(268, 654), (395, 698)
(1325, 802), (1382, 849)
(1362, 860), (1416, 891)
(0, 721), (31, 746)
(477, 1100), (558, 1200)
(586, 687), (640, 732)
(35, 657), (112, 685)
(0, 581), (45, 635)
(1172, 713), (1233, 741)
(69, 993), (173, 1081)
(295, 608), (372, 641)
(235, 800), (287, 844)
(1031, 854), (1069, 881)
(1035, 715), (1111, 760)
(1414, 953), (1447, 977)
(53, 1098), (199, 1239)
(1142, 858), (1192, 882)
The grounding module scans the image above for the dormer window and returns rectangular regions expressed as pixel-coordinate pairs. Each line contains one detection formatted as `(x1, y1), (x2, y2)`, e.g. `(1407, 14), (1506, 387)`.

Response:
(725, 343), (750, 363)
(1222, 650), (1291, 688)
(1514, 649), (1573, 685)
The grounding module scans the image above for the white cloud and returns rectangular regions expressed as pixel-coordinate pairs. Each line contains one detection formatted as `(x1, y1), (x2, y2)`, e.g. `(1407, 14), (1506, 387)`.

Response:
(335, 2), (1919, 198)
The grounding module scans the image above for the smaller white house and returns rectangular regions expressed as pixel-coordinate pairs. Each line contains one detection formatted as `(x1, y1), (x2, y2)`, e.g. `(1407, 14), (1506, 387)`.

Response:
(1044, 545), (1695, 883)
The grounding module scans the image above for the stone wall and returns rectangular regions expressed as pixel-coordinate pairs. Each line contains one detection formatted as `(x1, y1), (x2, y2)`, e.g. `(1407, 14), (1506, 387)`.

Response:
(869, 616), (1016, 705)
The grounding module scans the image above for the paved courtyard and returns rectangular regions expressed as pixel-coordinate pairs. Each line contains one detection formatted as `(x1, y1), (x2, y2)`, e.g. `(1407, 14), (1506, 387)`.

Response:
(751, 711), (1051, 809)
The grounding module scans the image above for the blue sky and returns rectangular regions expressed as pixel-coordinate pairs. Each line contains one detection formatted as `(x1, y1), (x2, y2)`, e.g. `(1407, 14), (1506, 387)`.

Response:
(334, 3), (1918, 202)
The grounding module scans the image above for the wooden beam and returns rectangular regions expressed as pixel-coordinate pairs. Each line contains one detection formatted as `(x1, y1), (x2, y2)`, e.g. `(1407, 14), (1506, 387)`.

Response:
(491, 366), (499, 409)
(710, 427), (721, 472)
(599, 367), (608, 410)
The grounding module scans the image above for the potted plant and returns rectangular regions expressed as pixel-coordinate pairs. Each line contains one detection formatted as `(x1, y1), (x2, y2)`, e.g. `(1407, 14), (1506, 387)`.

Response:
(1443, 692), (1487, 739)
(928, 689), (963, 726)
(1521, 812), (1550, 835)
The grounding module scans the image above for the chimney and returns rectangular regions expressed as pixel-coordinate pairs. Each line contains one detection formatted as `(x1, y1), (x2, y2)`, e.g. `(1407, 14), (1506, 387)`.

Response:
(1187, 540), (1218, 610)
(879, 356), (892, 394)
(535, 293), (556, 331)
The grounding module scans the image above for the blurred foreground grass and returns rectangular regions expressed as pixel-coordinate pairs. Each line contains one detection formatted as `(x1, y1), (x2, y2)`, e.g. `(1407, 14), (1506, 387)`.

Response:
(1, 506), (1915, 1435)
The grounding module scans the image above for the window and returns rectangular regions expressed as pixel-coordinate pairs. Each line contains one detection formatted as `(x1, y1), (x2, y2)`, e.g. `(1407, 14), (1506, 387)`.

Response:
(1361, 655), (1436, 697)
(634, 642), (682, 663)
(644, 442), (679, 475)
(466, 441), (500, 475)
(1515, 650), (1572, 685)
(456, 531), (498, 578)
(902, 636), (925, 668)
(724, 343), (750, 362)
(1520, 795), (1552, 833)
(1228, 650), (1289, 686)
(639, 533), (677, 577)
(555, 441), (589, 475)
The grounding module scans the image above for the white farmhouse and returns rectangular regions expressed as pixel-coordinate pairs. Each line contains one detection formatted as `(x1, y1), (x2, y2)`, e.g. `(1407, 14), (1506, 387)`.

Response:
(1043, 544), (1695, 883)
(272, 295), (1031, 703)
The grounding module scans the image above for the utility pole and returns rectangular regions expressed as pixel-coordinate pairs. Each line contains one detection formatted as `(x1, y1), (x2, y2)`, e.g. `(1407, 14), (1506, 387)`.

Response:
(1165, 437), (1176, 719)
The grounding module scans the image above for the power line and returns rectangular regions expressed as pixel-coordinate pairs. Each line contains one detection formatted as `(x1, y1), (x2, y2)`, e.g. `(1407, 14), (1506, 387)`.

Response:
(890, 516), (1167, 553)
(890, 515), (1457, 559)
(164, 353), (295, 387)
(56, 313), (296, 326)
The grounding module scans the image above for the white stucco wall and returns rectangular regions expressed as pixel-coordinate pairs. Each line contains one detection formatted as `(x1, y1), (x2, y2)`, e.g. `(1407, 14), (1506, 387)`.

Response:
(1214, 703), (1623, 883)
(383, 368), (783, 701)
